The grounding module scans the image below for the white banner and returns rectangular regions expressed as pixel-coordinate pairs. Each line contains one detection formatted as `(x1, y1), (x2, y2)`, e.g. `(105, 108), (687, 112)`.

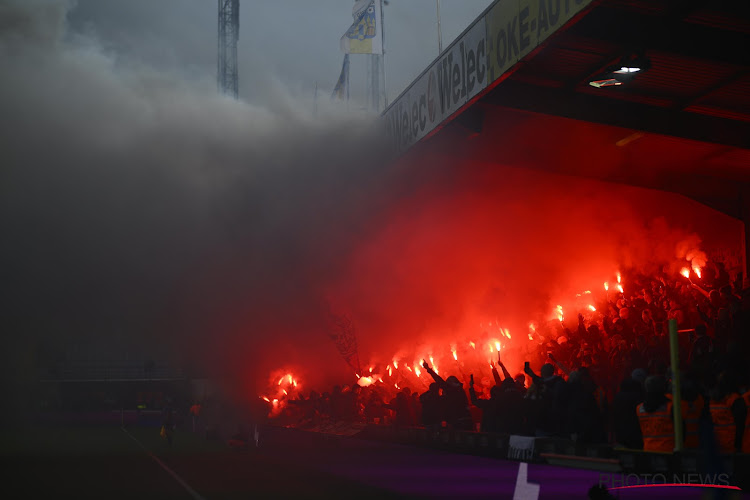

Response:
(487, 0), (593, 82)
(383, 0), (594, 155)
(384, 19), (488, 153)
(507, 435), (536, 461)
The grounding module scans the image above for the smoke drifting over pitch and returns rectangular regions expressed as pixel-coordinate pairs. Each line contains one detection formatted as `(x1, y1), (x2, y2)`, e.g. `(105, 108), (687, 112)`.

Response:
(0, 1), (741, 411)
(0, 0), (391, 403)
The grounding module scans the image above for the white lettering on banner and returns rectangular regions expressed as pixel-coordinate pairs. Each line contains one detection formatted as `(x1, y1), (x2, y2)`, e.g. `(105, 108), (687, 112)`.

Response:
(384, 20), (487, 154)
(507, 435), (536, 461)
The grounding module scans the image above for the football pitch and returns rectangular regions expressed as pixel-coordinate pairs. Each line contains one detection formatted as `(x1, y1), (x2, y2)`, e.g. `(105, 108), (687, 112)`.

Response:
(1, 424), (408, 499)
(2, 424), (746, 499)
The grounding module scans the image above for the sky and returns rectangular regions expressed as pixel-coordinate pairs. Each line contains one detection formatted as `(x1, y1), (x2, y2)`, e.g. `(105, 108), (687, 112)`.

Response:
(66, 0), (494, 108)
(1, 0), (743, 416)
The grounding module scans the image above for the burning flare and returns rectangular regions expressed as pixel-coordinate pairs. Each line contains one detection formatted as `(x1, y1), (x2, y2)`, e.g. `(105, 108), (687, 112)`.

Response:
(680, 267), (690, 279)
(692, 265), (702, 278)
(588, 305), (596, 312)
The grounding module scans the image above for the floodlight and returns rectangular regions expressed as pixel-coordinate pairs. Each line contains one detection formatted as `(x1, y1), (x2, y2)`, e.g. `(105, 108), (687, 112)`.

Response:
(587, 52), (650, 88)
(613, 66), (641, 74)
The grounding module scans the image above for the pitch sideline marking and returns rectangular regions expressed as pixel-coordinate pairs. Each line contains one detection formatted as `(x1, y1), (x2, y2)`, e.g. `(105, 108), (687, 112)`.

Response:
(121, 427), (207, 500)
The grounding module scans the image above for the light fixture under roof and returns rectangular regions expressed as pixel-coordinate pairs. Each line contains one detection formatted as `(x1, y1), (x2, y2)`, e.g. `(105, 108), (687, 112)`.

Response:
(588, 51), (650, 88)
(589, 78), (622, 88)
(613, 66), (641, 74)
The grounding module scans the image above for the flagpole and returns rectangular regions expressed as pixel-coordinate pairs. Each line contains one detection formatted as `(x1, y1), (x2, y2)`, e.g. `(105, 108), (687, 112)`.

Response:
(380, 0), (388, 109)
(314, 81), (318, 116)
(436, 0), (443, 53)
(346, 55), (350, 110)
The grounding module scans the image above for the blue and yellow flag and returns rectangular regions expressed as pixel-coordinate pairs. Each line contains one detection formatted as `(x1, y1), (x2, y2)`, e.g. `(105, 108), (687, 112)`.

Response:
(331, 54), (350, 100)
(340, 0), (382, 54)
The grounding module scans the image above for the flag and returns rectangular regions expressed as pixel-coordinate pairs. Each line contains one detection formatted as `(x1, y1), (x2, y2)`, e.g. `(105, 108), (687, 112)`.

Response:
(331, 54), (350, 100)
(340, 0), (382, 54)
(327, 310), (362, 375)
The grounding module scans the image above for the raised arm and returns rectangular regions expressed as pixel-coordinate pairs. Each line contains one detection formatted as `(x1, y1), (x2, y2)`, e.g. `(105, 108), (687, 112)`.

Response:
(547, 353), (570, 376)
(497, 352), (512, 381)
(468, 374), (490, 410)
(490, 362), (503, 386)
(422, 360), (446, 388)
(691, 283), (710, 299)
(523, 361), (543, 386)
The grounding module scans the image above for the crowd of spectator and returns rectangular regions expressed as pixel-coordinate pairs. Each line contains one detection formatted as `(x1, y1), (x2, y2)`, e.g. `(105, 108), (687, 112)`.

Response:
(272, 261), (750, 454)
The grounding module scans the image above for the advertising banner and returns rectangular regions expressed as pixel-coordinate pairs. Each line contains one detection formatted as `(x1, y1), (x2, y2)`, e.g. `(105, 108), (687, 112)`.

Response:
(384, 19), (488, 154)
(486, 0), (593, 82)
(384, 0), (594, 155)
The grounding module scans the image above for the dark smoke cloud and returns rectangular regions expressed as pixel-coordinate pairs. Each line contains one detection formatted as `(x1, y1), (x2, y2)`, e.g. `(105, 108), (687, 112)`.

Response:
(0, 0), (393, 408)
(0, 1), (741, 414)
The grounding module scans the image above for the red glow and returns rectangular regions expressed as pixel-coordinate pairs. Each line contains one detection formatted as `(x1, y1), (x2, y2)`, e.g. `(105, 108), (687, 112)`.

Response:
(692, 265), (702, 278)
(253, 161), (740, 409)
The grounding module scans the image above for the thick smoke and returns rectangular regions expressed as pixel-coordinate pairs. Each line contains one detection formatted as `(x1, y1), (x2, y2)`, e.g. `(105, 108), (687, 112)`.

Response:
(0, 0), (392, 409)
(0, 1), (741, 415)
(324, 153), (742, 380)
